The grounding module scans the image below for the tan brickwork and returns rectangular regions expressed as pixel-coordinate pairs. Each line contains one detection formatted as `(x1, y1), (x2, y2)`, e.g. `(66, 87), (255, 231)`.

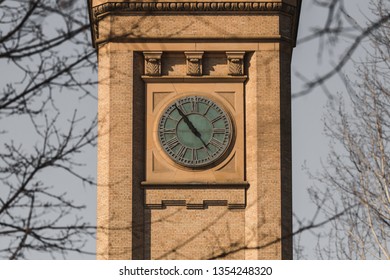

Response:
(91, 0), (301, 260)
(149, 206), (245, 259)
(105, 15), (279, 40)
(97, 45), (134, 259)
(246, 44), (284, 259)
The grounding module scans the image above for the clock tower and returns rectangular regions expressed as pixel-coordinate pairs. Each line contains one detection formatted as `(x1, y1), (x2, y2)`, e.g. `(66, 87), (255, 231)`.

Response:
(88, 0), (301, 259)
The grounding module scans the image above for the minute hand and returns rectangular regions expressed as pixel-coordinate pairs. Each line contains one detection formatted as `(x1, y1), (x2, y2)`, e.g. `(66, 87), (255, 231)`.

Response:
(174, 104), (209, 149)
(175, 104), (201, 137)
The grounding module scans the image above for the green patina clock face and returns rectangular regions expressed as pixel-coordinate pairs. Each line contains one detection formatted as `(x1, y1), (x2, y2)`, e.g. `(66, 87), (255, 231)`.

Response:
(158, 96), (233, 168)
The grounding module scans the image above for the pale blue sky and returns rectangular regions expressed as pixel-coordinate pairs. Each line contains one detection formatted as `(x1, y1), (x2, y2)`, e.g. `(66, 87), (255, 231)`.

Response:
(0, 0), (374, 259)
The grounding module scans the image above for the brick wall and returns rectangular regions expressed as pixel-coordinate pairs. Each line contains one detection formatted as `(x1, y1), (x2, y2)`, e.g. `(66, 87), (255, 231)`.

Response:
(93, 0), (300, 260)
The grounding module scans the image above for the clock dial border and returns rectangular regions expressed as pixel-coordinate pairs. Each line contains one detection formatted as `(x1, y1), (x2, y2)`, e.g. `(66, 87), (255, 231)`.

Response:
(158, 95), (234, 169)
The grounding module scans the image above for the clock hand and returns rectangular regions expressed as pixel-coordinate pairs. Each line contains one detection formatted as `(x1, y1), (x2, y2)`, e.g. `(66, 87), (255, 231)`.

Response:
(174, 103), (201, 137)
(174, 104), (210, 150)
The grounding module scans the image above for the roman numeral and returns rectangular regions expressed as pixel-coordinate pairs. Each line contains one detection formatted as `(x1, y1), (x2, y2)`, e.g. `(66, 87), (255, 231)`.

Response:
(213, 128), (225, 134)
(191, 99), (198, 113)
(211, 115), (223, 123)
(192, 148), (198, 161)
(202, 104), (211, 116)
(168, 115), (179, 122)
(175, 102), (187, 114)
(176, 146), (187, 158)
(164, 128), (176, 134)
(209, 138), (223, 149)
(165, 137), (180, 149)
(203, 146), (211, 156)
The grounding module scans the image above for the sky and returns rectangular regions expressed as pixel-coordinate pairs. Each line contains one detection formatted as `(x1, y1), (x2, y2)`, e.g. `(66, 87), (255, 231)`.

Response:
(0, 0), (374, 260)
(292, 0), (371, 258)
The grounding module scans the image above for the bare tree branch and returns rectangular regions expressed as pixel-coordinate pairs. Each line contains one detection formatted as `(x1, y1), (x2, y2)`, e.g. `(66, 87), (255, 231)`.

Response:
(0, 0), (96, 259)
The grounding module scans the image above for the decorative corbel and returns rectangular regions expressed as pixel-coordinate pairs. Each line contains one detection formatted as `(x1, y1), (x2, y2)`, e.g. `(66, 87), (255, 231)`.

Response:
(143, 52), (163, 76)
(226, 52), (245, 76)
(185, 51), (204, 76)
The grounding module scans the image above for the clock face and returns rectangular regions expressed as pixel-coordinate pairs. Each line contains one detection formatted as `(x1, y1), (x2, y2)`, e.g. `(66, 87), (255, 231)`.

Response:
(158, 96), (233, 168)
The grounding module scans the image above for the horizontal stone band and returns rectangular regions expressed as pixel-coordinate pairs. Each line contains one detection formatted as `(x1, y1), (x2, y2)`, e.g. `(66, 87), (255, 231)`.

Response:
(92, 2), (296, 17)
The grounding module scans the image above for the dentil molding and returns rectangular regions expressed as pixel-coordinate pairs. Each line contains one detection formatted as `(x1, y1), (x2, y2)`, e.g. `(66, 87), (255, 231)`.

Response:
(92, 2), (297, 18)
(89, 1), (301, 46)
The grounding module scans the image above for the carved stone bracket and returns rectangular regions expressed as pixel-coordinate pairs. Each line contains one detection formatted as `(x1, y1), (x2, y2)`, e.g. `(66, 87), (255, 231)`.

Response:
(226, 52), (245, 76)
(144, 52), (163, 76)
(185, 51), (204, 76)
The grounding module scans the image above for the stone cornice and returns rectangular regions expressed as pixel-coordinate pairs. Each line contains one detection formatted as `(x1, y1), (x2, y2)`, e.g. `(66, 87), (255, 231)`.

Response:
(89, 1), (301, 47)
(92, 1), (297, 18)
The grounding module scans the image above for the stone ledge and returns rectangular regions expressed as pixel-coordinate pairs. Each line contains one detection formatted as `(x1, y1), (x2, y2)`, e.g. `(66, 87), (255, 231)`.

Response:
(92, 2), (296, 17)
(141, 181), (249, 188)
(142, 182), (248, 209)
(142, 75), (248, 83)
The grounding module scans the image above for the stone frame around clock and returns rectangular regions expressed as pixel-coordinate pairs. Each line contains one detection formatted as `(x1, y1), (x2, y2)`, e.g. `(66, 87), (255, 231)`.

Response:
(144, 79), (245, 184)
(158, 95), (234, 169)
